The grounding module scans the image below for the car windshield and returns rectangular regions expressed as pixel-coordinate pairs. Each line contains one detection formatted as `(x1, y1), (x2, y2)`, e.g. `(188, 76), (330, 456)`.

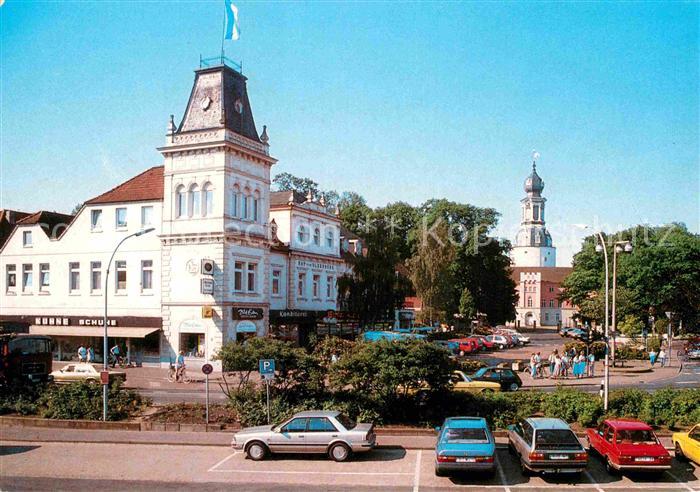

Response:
(474, 368), (487, 377)
(617, 429), (657, 444)
(535, 429), (581, 449)
(336, 413), (356, 430)
(443, 428), (489, 443)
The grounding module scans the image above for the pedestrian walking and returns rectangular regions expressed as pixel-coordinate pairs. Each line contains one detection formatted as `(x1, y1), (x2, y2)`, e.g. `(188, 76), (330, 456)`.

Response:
(575, 352), (586, 379)
(561, 354), (570, 378)
(548, 350), (557, 378)
(87, 345), (94, 363)
(110, 344), (121, 368)
(649, 348), (658, 367)
(535, 352), (543, 377)
(530, 353), (537, 378)
(553, 354), (562, 379)
(658, 349), (667, 367)
(587, 352), (595, 377)
(77, 345), (87, 363)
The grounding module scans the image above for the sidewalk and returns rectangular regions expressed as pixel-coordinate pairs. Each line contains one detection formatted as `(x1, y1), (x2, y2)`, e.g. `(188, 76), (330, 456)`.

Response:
(520, 360), (681, 389)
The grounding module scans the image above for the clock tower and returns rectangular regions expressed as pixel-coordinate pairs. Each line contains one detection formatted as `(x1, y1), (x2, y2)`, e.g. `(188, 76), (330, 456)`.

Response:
(158, 60), (276, 367)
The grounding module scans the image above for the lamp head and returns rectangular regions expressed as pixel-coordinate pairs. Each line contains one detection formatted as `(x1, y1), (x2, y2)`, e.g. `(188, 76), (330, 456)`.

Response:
(135, 227), (156, 237)
(624, 243), (633, 253)
(595, 244), (603, 253)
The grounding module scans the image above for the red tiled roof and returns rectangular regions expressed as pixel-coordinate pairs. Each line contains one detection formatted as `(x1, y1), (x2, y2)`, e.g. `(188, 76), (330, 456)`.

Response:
(85, 166), (164, 205)
(16, 211), (75, 238)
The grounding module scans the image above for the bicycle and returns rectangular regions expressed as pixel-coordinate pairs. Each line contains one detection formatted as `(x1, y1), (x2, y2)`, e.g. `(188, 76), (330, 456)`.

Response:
(167, 364), (191, 383)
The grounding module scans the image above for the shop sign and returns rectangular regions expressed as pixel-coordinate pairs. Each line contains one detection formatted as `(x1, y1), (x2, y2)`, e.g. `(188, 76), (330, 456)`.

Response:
(296, 260), (336, 272)
(78, 319), (118, 326)
(237, 320), (257, 333)
(34, 317), (71, 326)
(233, 307), (264, 320)
(271, 310), (315, 322)
(201, 278), (214, 295)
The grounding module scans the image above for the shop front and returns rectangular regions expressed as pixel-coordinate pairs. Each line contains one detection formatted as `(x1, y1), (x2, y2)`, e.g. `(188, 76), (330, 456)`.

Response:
(230, 307), (265, 343)
(270, 310), (360, 346)
(1, 314), (162, 365)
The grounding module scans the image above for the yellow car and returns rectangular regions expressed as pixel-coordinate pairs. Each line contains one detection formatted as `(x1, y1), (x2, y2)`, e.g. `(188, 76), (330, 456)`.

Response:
(50, 363), (126, 384)
(673, 424), (700, 465)
(449, 370), (501, 393)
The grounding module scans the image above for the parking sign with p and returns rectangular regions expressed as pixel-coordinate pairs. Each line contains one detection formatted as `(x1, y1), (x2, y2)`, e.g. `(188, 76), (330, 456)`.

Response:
(259, 359), (275, 379)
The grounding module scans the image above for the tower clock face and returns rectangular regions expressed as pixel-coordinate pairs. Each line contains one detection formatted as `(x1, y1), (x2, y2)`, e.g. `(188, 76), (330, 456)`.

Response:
(200, 97), (212, 111)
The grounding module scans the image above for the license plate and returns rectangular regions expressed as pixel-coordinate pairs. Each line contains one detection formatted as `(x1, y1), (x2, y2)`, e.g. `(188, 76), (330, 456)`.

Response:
(550, 454), (569, 460)
(635, 457), (655, 462)
(456, 458), (476, 463)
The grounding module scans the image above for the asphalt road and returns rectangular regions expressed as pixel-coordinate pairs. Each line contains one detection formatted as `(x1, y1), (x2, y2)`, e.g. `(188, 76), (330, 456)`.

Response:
(2, 440), (698, 491)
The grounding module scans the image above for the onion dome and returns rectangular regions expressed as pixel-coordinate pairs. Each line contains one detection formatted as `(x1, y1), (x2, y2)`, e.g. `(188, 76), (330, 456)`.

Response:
(524, 162), (544, 194)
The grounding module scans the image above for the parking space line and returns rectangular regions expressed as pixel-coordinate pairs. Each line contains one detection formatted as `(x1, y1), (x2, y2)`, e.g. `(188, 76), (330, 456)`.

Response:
(207, 451), (240, 472)
(494, 453), (512, 492)
(666, 470), (696, 492)
(413, 449), (421, 492)
(583, 470), (605, 492)
(209, 469), (414, 476)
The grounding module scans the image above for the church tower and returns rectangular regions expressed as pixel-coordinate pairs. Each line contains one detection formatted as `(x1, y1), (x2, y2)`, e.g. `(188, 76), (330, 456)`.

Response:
(511, 159), (556, 267)
(158, 59), (276, 367)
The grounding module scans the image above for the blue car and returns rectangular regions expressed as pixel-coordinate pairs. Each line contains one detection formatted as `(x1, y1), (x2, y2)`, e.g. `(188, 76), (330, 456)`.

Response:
(362, 331), (427, 342)
(434, 340), (460, 355)
(435, 417), (496, 477)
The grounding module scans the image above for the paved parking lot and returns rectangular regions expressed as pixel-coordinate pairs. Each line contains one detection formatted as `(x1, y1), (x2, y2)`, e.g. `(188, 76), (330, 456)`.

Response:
(2, 440), (698, 491)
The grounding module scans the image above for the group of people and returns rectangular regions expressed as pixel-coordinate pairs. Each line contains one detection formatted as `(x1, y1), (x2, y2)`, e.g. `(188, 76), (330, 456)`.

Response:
(530, 349), (595, 379)
(648, 348), (668, 367)
(76, 343), (127, 367)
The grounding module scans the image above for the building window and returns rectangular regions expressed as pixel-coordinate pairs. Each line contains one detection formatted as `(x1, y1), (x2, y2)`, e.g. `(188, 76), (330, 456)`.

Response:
(232, 187), (241, 217)
(141, 206), (153, 227)
(180, 333), (205, 358)
(555, 313), (560, 322)
(242, 193), (249, 220)
(326, 275), (334, 298)
(39, 264), (50, 291)
(115, 261), (127, 292)
(234, 261), (244, 292)
(69, 262), (80, 292)
(326, 229), (334, 248)
(141, 260), (153, 292)
(297, 225), (309, 244)
(549, 286), (554, 293)
(6, 265), (16, 292)
(545, 312), (550, 322)
(22, 231), (32, 247)
(176, 186), (186, 218)
(312, 274), (320, 298)
(247, 263), (257, 293)
(253, 196), (259, 222)
(189, 184), (201, 217)
(115, 207), (127, 229)
(91, 261), (102, 292)
(22, 264), (32, 292)
(550, 299), (556, 307)
(527, 297), (532, 308)
(91, 209), (102, 230)
(533, 205), (540, 221)
(271, 269), (281, 296)
(297, 272), (306, 298)
(541, 299), (546, 307)
(313, 228), (320, 246)
(203, 183), (213, 217)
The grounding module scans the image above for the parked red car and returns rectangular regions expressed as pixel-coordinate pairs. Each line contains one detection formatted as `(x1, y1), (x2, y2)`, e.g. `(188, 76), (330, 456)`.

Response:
(586, 419), (672, 474)
(449, 338), (478, 355)
(475, 336), (495, 350)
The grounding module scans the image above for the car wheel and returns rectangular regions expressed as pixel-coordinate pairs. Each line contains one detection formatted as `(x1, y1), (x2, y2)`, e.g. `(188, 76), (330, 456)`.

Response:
(509, 382), (520, 392)
(246, 441), (268, 461)
(435, 466), (445, 477)
(675, 443), (686, 461)
(499, 344), (506, 350)
(519, 459), (531, 476)
(86, 378), (98, 384)
(329, 442), (351, 462)
(482, 388), (494, 394)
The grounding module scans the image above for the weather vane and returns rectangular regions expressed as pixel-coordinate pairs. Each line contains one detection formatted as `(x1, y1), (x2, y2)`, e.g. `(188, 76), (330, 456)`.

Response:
(531, 149), (541, 170)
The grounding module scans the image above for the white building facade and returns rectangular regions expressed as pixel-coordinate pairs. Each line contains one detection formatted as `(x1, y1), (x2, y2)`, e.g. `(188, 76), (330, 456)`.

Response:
(0, 60), (350, 368)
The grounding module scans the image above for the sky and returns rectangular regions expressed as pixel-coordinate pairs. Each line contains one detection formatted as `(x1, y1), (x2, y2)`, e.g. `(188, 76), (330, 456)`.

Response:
(1, 1), (698, 266)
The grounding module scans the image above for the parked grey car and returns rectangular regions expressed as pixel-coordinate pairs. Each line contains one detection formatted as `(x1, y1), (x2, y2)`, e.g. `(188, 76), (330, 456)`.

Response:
(231, 410), (376, 462)
(507, 417), (588, 475)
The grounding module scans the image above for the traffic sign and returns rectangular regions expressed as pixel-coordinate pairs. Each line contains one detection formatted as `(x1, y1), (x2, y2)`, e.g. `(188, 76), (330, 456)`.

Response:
(100, 371), (110, 385)
(201, 363), (213, 375)
(259, 359), (275, 375)
(261, 373), (275, 380)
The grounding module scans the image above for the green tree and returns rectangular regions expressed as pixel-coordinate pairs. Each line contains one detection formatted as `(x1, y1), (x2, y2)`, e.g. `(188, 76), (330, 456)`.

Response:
(617, 314), (645, 337)
(272, 172), (320, 196)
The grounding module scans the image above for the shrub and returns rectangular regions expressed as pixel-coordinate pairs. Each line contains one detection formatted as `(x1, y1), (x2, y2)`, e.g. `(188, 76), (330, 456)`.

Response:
(38, 381), (147, 421)
(540, 388), (603, 427)
(608, 388), (649, 418)
(456, 359), (486, 373)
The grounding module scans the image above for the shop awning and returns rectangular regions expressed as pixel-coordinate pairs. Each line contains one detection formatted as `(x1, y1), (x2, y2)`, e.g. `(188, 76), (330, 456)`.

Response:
(29, 325), (160, 339)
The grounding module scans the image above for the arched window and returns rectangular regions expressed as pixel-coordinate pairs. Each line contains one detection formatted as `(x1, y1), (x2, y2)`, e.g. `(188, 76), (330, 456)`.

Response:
(189, 184), (200, 217)
(176, 185), (186, 218)
(326, 229), (334, 248)
(527, 297), (532, 307)
(313, 227), (320, 246)
(232, 185), (241, 217)
(242, 190), (250, 219)
(202, 183), (213, 217)
(253, 191), (260, 222)
(297, 225), (309, 244)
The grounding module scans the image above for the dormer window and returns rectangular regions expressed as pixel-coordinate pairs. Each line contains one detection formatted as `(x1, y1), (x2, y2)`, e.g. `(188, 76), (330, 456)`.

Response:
(22, 231), (32, 247)
(91, 209), (102, 231)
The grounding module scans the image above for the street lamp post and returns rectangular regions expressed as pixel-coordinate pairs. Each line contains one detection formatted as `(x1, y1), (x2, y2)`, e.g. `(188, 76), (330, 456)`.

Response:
(593, 234), (610, 411)
(611, 241), (633, 367)
(103, 227), (155, 421)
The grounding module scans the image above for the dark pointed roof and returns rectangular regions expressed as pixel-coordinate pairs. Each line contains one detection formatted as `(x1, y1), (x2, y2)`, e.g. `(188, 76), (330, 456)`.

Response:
(178, 64), (260, 142)
(85, 166), (164, 205)
(270, 190), (307, 207)
(524, 162), (544, 195)
(17, 211), (75, 238)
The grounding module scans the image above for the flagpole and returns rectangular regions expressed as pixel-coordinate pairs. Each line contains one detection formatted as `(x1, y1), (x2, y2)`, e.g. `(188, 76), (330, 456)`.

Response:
(220, 1), (226, 63)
